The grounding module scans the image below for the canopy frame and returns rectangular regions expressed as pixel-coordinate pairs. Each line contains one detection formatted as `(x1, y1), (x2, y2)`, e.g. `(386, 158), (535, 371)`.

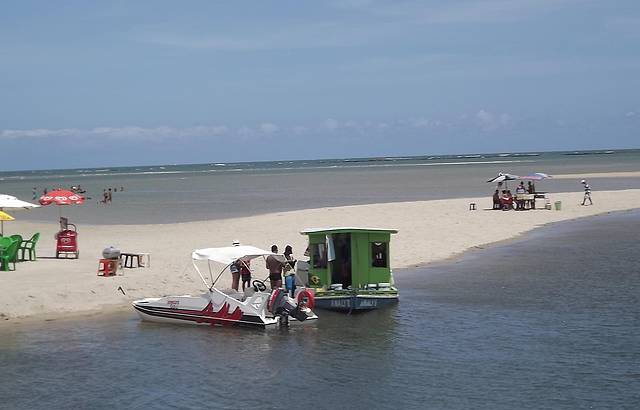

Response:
(189, 246), (283, 290)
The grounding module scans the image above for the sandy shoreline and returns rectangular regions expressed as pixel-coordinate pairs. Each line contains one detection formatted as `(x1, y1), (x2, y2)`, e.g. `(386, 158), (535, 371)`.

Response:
(2, 188), (639, 324)
(552, 171), (640, 179)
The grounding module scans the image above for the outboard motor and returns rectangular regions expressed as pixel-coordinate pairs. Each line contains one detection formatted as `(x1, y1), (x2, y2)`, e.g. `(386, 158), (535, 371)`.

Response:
(268, 288), (313, 322)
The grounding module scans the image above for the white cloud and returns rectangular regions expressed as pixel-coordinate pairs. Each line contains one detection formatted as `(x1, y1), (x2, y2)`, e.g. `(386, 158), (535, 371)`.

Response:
(499, 113), (511, 126)
(476, 109), (494, 124)
(474, 109), (513, 130)
(411, 118), (443, 128)
(323, 118), (340, 131)
(0, 125), (232, 141)
(260, 122), (279, 134)
(292, 125), (309, 135)
(1, 112), (520, 143)
(236, 126), (255, 138)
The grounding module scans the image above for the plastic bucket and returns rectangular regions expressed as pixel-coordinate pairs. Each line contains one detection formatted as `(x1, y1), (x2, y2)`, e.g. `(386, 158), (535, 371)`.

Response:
(554, 201), (562, 211)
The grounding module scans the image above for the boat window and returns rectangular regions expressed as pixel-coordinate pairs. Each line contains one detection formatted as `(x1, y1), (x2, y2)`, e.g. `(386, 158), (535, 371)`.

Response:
(371, 242), (387, 268)
(312, 243), (327, 269)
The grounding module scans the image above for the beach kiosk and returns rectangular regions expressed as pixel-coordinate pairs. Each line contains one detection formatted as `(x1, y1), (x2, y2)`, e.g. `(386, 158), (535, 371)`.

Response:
(300, 227), (399, 312)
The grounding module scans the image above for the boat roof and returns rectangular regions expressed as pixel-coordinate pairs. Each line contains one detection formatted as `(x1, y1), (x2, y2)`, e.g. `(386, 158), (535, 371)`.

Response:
(301, 227), (398, 235)
(192, 246), (277, 264)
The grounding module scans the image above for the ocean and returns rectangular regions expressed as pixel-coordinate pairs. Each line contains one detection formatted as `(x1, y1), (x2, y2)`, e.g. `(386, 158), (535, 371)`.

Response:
(1, 210), (638, 409)
(1, 149), (639, 224)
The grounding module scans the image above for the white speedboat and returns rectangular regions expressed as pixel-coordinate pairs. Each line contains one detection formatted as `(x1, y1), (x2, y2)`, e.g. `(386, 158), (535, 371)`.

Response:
(133, 246), (317, 329)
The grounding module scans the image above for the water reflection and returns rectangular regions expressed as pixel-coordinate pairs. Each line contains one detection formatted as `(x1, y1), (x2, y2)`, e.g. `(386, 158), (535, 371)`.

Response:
(1, 211), (639, 409)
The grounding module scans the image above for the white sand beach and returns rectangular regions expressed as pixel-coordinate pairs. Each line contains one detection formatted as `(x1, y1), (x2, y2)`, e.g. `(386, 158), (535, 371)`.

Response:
(1, 188), (639, 323)
(552, 171), (640, 179)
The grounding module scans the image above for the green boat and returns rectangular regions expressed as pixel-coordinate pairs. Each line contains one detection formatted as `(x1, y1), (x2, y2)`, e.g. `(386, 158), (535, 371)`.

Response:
(300, 227), (399, 312)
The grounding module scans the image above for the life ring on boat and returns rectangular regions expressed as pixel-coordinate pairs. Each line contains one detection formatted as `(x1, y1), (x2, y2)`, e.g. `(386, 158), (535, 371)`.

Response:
(297, 290), (315, 310)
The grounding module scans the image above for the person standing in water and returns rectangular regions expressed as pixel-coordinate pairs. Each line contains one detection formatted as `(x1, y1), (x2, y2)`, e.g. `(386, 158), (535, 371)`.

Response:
(240, 259), (252, 291)
(283, 245), (297, 296)
(230, 240), (241, 291)
(266, 245), (284, 289)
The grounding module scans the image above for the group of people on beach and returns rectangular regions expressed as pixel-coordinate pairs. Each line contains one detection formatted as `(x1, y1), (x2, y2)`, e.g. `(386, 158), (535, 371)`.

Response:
(492, 179), (594, 210)
(230, 242), (296, 292)
(492, 181), (536, 211)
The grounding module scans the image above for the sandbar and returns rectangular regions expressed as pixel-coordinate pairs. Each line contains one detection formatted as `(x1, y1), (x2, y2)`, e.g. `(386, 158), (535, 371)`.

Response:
(1, 188), (639, 323)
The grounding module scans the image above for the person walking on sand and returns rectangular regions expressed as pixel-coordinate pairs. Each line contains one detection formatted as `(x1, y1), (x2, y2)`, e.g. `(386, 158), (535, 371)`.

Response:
(581, 180), (593, 205)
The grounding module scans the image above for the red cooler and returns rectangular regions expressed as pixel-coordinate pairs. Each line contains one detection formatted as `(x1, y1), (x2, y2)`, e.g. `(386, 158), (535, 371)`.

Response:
(56, 223), (79, 259)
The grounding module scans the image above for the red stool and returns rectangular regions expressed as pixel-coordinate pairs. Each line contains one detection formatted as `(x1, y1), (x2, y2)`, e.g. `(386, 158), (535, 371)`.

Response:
(98, 259), (118, 276)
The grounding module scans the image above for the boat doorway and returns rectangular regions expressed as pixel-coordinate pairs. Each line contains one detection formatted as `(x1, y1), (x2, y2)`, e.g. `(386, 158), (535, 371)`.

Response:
(330, 233), (352, 288)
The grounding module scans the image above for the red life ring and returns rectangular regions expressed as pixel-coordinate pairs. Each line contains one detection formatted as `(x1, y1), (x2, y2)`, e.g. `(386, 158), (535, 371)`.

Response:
(297, 290), (315, 310)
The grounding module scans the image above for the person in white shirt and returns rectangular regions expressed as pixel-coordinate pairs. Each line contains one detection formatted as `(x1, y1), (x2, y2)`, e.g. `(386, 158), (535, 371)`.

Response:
(581, 180), (593, 205)
(515, 182), (527, 210)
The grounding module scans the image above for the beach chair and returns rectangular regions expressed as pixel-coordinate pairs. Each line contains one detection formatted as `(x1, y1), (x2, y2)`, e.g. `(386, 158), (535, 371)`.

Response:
(0, 237), (13, 250)
(0, 239), (20, 271)
(19, 232), (40, 262)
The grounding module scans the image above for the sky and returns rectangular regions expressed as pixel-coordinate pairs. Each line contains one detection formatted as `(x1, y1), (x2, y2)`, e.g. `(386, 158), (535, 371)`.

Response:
(1, 0), (639, 170)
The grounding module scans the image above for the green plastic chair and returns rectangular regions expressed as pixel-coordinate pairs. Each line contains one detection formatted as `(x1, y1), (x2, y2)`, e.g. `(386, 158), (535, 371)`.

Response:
(0, 237), (12, 250)
(0, 239), (20, 271)
(19, 233), (40, 262)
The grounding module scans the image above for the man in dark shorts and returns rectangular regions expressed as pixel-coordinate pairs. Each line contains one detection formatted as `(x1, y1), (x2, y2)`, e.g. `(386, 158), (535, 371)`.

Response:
(265, 244), (284, 289)
(240, 259), (251, 291)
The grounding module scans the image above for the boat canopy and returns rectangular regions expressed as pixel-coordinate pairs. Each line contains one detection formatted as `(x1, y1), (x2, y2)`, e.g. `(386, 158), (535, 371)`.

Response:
(192, 246), (276, 265)
(301, 227), (398, 235)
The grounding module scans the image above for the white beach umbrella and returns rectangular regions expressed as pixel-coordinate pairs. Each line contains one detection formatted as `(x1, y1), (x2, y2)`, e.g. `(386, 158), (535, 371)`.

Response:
(519, 172), (552, 181)
(486, 172), (519, 183)
(0, 194), (40, 235)
(487, 172), (519, 190)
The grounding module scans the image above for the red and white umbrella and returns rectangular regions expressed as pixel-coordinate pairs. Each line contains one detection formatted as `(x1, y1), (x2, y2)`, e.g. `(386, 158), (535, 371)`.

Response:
(39, 190), (85, 206)
(39, 190), (85, 221)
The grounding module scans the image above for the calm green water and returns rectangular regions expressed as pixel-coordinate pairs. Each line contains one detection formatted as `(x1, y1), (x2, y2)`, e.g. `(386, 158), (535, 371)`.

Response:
(1, 149), (639, 224)
(1, 210), (638, 409)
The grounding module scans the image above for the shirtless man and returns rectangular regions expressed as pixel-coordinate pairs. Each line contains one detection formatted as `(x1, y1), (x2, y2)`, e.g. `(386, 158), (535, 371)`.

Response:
(265, 245), (284, 289)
